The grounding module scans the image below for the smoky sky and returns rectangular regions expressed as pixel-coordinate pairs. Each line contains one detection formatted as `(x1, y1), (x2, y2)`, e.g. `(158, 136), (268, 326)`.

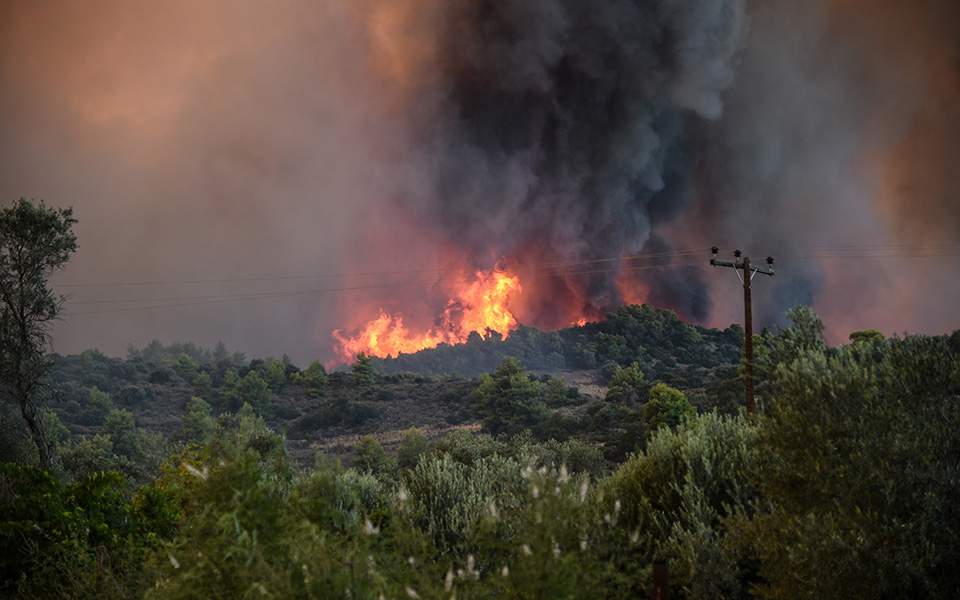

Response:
(1, 0), (958, 363)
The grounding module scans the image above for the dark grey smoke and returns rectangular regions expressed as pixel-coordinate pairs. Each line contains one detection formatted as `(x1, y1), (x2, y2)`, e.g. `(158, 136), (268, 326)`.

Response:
(403, 0), (747, 324)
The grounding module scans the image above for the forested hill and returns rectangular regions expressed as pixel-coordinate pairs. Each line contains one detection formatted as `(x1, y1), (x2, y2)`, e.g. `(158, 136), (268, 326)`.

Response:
(373, 304), (744, 377)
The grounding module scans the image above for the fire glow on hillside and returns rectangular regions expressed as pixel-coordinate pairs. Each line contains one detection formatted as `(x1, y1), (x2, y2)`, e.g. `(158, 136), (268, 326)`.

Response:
(333, 268), (521, 361)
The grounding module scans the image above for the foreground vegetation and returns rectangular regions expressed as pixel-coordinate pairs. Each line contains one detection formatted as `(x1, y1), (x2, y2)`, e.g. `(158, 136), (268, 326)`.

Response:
(2, 308), (959, 598)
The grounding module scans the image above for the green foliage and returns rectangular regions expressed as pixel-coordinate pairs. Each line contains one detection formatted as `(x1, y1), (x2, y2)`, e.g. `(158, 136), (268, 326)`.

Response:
(104, 409), (140, 462)
(60, 433), (117, 480)
(0, 463), (174, 597)
(291, 394), (379, 433)
(604, 412), (760, 598)
(11, 303), (960, 598)
(293, 463), (384, 533)
(40, 406), (69, 448)
(606, 361), (649, 403)
(432, 429), (608, 479)
(404, 452), (525, 554)
(238, 370), (272, 415)
(736, 334), (960, 599)
(172, 353), (199, 381)
(191, 371), (212, 399)
(85, 386), (115, 425)
(752, 306), (828, 409)
(297, 360), (328, 394)
(177, 397), (215, 444)
(542, 375), (580, 407)
(644, 383), (695, 431)
(220, 367), (240, 410)
(373, 304), (740, 378)
(471, 358), (548, 436)
(848, 328), (885, 345)
(397, 428), (429, 470)
(354, 435), (390, 474)
(264, 358), (288, 391)
(0, 199), (78, 468)
(353, 352), (376, 385)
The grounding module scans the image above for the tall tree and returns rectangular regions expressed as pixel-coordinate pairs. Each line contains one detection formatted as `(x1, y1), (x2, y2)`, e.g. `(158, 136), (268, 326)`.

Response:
(0, 199), (77, 468)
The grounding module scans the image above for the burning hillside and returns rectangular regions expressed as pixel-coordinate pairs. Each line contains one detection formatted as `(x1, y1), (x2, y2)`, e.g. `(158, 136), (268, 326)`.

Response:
(333, 268), (521, 361)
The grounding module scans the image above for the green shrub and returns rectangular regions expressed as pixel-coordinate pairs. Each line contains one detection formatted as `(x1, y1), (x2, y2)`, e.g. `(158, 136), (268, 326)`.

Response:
(397, 428), (429, 471)
(604, 412), (759, 598)
(354, 435), (390, 475)
(643, 383), (695, 431)
(471, 358), (547, 436)
(177, 397), (215, 444)
(83, 387), (114, 425)
(736, 335), (960, 599)
(606, 362), (649, 404)
(0, 464), (174, 598)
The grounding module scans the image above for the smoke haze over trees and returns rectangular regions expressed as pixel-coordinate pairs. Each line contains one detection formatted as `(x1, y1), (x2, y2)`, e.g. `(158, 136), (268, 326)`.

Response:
(1, 0), (958, 362)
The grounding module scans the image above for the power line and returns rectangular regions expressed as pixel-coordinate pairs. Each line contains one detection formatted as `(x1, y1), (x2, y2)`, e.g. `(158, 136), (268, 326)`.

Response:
(54, 247), (711, 289)
(58, 242), (960, 317)
(63, 260), (705, 317)
(53, 242), (960, 290)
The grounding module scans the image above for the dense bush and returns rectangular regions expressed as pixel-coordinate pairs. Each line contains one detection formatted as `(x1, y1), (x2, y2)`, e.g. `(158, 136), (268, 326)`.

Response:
(0, 464), (176, 598)
(373, 304), (742, 378)
(736, 334), (960, 599)
(3, 311), (959, 598)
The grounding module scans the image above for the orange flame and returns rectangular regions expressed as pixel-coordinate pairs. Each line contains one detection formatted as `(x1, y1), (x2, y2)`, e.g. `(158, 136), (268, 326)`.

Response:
(333, 268), (521, 362)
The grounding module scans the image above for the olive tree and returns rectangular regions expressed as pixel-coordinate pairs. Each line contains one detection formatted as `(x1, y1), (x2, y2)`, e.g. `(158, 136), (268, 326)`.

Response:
(0, 199), (77, 468)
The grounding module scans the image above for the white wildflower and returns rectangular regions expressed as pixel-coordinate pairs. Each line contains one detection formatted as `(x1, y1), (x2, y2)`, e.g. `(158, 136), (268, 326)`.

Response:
(554, 486), (561, 496)
(579, 480), (589, 503)
(405, 586), (420, 599)
(408, 556), (416, 566)
(467, 554), (475, 573)
(630, 530), (640, 544)
(445, 569), (454, 591)
(397, 487), (409, 503)
(501, 565), (510, 577)
(168, 554), (180, 569)
(532, 484), (540, 499)
(538, 465), (547, 476)
(488, 501), (499, 519)
(522, 544), (533, 556)
(580, 538), (588, 551)
(614, 499), (622, 514)
(183, 463), (208, 480)
(255, 583), (268, 595)
(364, 518), (379, 536)
(552, 540), (561, 558)
(559, 464), (570, 483)
(603, 513), (612, 524)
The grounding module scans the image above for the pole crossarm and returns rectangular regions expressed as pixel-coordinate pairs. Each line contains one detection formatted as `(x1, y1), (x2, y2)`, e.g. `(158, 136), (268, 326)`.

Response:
(710, 258), (775, 276)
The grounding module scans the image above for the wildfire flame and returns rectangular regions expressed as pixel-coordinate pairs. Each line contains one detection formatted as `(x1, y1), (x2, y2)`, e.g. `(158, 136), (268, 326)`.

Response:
(333, 269), (521, 362)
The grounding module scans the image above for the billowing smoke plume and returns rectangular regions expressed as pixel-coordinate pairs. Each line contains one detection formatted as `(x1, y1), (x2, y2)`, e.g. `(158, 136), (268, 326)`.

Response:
(685, 0), (960, 340)
(0, 0), (958, 362)
(397, 0), (747, 325)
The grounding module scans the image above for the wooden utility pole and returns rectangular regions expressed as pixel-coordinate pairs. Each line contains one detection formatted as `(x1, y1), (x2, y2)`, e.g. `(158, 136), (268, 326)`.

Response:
(652, 561), (669, 600)
(710, 248), (774, 414)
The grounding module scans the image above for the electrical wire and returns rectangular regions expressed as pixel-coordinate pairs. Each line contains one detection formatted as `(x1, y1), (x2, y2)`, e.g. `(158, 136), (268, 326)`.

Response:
(58, 242), (960, 317)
